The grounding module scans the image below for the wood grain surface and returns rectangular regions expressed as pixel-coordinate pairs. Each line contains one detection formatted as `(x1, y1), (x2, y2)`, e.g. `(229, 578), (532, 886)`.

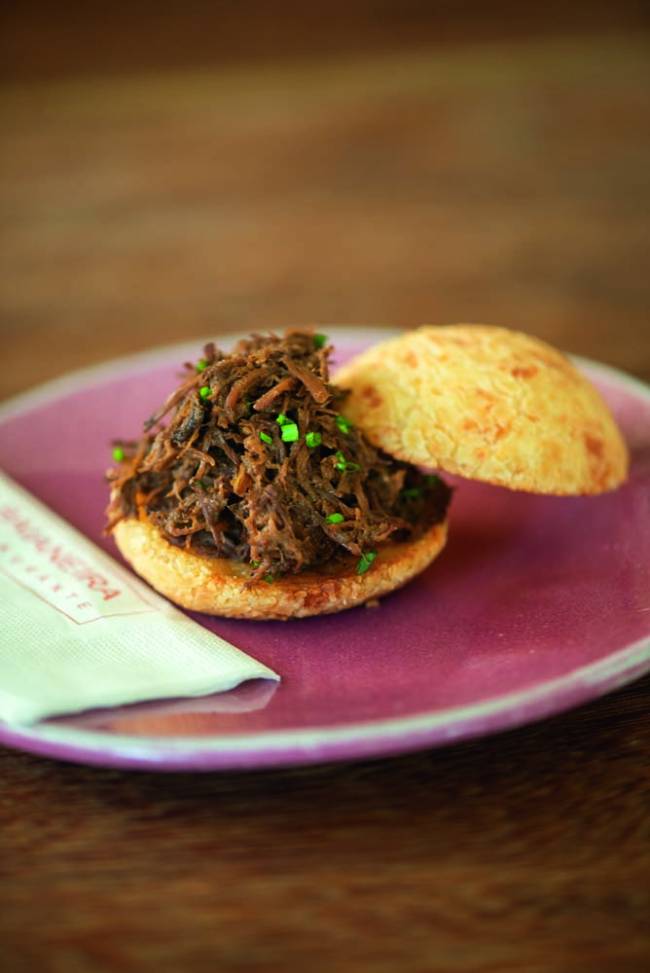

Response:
(1, 24), (649, 973)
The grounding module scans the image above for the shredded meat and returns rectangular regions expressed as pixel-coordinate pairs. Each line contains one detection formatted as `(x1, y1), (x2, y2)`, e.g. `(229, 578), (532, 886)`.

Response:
(106, 331), (451, 581)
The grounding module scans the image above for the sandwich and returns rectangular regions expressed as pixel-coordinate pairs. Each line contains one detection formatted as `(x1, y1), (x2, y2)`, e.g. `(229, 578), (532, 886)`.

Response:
(106, 330), (451, 619)
(106, 325), (628, 620)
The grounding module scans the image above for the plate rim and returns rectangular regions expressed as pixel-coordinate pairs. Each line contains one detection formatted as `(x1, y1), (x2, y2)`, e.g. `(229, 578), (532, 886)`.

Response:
(1, 325), (648, 422)
(1, 328), (649, 770)
(1, 633), (648, 771)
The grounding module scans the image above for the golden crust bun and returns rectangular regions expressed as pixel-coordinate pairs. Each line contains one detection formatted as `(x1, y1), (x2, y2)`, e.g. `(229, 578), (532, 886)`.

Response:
(335, 324), (629, 495)
(113, 517), (448, 621)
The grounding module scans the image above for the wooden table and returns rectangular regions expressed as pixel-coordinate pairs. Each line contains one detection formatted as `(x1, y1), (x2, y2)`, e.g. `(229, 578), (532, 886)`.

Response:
(1, 31), (649, 973)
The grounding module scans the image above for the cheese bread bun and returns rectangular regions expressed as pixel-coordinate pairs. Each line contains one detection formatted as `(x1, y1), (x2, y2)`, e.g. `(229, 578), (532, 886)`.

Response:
(113, 516), (447, 620)
(335, 325), (628, 495)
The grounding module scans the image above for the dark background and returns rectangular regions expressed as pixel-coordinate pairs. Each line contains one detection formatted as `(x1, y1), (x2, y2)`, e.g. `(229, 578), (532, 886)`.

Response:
(1, 5), (649, 972)
(2, 2), (648, 83)
(1, 1), (649, 399)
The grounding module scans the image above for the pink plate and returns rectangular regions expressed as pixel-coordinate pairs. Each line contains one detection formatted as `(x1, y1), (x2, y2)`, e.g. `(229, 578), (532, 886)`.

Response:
(0, 327), (648, 771)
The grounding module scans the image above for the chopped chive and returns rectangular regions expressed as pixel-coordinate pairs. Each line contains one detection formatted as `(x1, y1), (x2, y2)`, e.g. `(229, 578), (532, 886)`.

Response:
(264, 573), (275, 584)
(313, 333), (327, 349)
(326, 512), (344, 524)
(199, 385), (212, 399)
(259, 431), (273, 444)
(250, 560), (261, 568)
(112, 446), (125, 463)
(276, 413), (290, 426)
(305, 431), (322, 448)
(357, 551), (377, 575)
(402, 487), (422, 500)
(336, 415), (352, 434)
(281, 422), (299, 443)
(195, 358), (208, 372)
(335, 450), (360, 473)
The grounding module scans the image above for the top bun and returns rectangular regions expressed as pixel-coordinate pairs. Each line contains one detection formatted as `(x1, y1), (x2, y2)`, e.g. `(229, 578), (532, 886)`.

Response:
(335, 324), (628, 495)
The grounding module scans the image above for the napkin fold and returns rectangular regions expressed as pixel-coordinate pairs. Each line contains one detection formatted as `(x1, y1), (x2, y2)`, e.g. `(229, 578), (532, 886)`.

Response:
(0, 471), (279, 725)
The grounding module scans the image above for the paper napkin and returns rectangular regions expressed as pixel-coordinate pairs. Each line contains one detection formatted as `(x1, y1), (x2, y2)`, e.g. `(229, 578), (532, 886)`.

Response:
(0, 471), (279, 725)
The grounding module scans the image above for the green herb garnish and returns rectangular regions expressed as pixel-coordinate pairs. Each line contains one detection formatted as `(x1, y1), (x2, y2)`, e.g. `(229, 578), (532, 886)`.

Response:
(313, 333), (327, 349)
(195, 359), (208, 372)
(259, 431), (273, 444)
(276, 413), (290, 426)
(336, 415), (352, 435)
(199, 385), (212, 399)
(280, 422), (299, 443)
(335, 450), (360, 473)
(264, 574), (275, 584)
(112, 446), (125, 462)
(326, 512), (344, 524)
(357, 551), (377, 575)
(305, 431), (322, 448)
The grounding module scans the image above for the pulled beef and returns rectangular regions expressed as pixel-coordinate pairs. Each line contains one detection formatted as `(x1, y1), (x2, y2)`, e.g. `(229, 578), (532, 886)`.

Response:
(106, 331), (451, 581)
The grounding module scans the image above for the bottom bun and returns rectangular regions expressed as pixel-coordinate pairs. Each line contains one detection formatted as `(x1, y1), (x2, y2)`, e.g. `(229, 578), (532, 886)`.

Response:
(113, 517), (448, 620)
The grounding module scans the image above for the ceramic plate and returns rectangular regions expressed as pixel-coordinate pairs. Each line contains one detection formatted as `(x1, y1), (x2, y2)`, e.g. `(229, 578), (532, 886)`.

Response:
(0, 327), (648, 771)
